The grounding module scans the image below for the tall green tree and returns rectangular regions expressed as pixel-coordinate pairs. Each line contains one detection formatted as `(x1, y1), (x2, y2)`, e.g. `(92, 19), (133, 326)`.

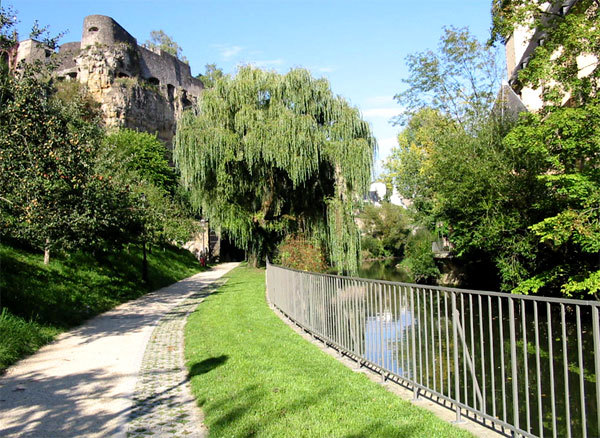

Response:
(504, 103), (600, 297)
(98, 129), (197, 246)
(174, 67), (375, 272)
(394, 26), (502, 130)
(386, 28), (548, 291)
(144, 30), (187, 63)
(198, 63), (225, 89)
(0, 62), (138, 263)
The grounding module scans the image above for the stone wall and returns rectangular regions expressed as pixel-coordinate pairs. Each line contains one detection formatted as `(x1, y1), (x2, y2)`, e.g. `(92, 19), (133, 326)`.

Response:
(138, 45), (203, 96)
(16, 14), (203, 147)
(81, 15), (137, 49)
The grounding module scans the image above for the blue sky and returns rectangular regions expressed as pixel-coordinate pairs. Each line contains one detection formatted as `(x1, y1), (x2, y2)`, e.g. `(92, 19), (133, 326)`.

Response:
(9, 0), (499, 178)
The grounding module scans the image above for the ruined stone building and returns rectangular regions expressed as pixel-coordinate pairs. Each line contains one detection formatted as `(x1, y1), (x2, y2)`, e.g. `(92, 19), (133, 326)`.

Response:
(16, 14), (204, 147)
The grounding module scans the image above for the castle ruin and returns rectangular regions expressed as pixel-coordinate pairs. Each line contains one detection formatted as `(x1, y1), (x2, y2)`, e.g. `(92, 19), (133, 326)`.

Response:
(16, 15), (204, 147)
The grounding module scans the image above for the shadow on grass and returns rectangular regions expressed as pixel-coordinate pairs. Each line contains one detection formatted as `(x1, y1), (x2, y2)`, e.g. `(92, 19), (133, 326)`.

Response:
(188, 355), (228, 378)
(198, 382), (422, 437)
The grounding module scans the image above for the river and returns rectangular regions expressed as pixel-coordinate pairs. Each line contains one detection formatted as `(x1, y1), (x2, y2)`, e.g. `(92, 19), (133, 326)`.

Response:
(353, 259), (597, 437)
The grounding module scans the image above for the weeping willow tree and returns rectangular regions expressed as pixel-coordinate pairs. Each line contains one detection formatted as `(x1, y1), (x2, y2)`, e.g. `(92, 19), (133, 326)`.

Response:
(174, 67), (375, 272)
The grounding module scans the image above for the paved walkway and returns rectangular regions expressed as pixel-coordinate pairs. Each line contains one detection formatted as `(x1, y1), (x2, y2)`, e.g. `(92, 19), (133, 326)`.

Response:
(0, 262), (239, 438)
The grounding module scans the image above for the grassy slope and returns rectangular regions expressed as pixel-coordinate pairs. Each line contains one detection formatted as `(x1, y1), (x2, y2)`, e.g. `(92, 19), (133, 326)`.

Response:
(185, 266), (472, 437)
(0, 242), (202, 372)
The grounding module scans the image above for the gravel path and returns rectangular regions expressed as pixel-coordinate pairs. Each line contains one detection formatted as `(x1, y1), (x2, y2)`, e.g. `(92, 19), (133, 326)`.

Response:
(0, 262), (239, 438)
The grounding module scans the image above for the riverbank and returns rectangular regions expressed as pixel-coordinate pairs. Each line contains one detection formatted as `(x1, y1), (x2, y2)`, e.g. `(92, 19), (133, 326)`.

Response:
(0, 242), (204, 372)
(184, 265), (472, 437)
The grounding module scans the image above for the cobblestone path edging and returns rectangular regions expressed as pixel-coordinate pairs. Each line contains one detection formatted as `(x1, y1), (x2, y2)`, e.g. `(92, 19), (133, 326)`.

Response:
(127, 280), (225, 437)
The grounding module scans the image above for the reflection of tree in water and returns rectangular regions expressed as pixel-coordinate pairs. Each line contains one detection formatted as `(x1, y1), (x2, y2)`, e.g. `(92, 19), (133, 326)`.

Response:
(273, 265), (600, 437)
(358, 260), (413, 283)
(347, 285), (599, 437)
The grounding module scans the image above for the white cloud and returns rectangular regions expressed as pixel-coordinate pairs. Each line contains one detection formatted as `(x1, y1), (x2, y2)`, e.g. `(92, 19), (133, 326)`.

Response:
(247, 59), (285, 68)
(213, 44), (243, 59)
(362, 108), (400, 119)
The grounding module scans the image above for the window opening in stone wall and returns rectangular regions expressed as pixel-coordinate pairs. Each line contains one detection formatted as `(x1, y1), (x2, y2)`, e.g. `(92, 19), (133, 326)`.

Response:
(89, 27), (99, 32)
(118, 72), (130, 78)
(167, 84), (175, 101)
(147, 77), (160, 86)
(182, 90), (192, 109)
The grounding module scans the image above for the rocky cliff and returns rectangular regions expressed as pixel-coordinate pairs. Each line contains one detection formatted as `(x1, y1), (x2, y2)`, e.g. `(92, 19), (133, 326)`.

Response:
(17, 15), (204, 147)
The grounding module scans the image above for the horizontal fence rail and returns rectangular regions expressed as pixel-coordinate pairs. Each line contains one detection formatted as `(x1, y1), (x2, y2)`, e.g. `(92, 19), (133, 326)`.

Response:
(266, 262), (600, 438)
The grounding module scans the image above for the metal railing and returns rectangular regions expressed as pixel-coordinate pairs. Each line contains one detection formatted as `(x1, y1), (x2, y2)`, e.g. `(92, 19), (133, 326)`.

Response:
(266, 261), (600, 438)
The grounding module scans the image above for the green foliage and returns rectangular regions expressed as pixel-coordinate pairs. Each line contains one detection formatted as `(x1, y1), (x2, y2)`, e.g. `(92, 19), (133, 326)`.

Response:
(184, 266), (472, 437)
(144, 29), (187, 63)
(100, 129), (177, 192)
(1, 7), (64, 69)
(359, 202), (409, 259)
(360, 235), (387, 259)
(0, 241), (202, 371)
(98, 129), (198, 245)
(275, 235), (327, 273)
(387, 28), (546, 292)
(389, 20), (600, 297)
(491, 0), (599, 107)
(0, 61), (139, 258)
(386, 105), (536, 291)
(198, 63), (225, 88)
(0, 308), (60, 372)
(395, 26), (501, 130)
(504, 102), (600, 297)
(0, 6), (18, 67)
(175, 66), (375, 273)
(401, 229), (440, 283)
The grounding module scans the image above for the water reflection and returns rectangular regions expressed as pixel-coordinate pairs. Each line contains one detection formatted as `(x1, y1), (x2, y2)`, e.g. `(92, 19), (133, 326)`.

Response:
(269, 263), (600, 437)
(358, 259), (413, 283)
(357, 287), (597, 438)
(365, 310), (414, 377)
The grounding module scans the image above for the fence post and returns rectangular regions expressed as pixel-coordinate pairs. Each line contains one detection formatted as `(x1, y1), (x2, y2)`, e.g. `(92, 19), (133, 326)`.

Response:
(411, 287), (418, 400)
(508, 297), (520, 435)
(452, 291), (462, 423)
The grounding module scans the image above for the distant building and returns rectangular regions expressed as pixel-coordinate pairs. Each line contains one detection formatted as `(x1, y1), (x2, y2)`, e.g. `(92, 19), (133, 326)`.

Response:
(366, 182), (408, 208)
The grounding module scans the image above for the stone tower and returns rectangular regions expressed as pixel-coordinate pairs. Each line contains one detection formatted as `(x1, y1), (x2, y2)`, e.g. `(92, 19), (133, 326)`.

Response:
(17, 15), (204, 147)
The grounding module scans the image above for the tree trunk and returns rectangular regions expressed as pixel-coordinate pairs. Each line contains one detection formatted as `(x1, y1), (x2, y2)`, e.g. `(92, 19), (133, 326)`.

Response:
(248, 251), (259, 268)
(44, 238), (50, 265)
(142, 241), (148, 284)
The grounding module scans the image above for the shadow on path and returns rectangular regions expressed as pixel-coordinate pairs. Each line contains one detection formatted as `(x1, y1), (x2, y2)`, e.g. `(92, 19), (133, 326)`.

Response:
(0, 264), (238, 438)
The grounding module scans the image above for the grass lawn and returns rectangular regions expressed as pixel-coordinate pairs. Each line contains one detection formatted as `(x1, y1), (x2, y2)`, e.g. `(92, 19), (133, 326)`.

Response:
(0, 242), (203, 372)
(185, 265), (473, 437)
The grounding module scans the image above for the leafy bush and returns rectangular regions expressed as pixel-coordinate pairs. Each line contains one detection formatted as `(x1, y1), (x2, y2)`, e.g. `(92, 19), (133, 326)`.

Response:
(360, 235), (388, 259)
(359, 202), (409, 259)
(401, 230), (440, 283)
(275, 235), (327, 273)
(98, 129), (198, 245)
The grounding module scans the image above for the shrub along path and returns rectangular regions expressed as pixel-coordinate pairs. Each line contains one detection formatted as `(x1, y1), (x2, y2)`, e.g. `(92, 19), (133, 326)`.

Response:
(0, 262), (238, 438)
